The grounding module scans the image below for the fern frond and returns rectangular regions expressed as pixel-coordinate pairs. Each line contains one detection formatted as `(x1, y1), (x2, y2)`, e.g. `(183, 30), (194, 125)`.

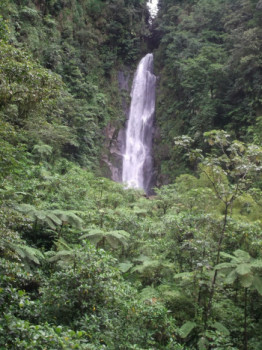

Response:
(53, 210), (83, 229)
(54, 238), (72, 251)
(48, 250), (75, 263)
(3, 239), (44, 266)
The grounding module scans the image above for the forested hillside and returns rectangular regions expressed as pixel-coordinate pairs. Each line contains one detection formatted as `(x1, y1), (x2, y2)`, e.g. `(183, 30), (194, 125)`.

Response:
(1, 0), (262, 349)
(154, 0), (262, 182)
(0, 0), (148, 171)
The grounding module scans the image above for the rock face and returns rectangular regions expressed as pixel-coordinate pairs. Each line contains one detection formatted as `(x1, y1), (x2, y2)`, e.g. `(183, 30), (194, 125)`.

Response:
(257, 0), (262, 10)
(102, 69), (131, 183)
(102, 123), (125, 182)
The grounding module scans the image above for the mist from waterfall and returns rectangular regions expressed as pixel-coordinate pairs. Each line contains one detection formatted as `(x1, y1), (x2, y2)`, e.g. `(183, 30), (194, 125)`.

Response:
(122, 53), (156, 193)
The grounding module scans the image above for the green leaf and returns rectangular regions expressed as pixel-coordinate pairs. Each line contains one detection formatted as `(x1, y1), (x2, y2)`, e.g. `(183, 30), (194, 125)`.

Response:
(48, 250), (74, 263)
(213, 321), (230, 336)
(118, 262), (133, 273)
(174, 272), (194, 279)
(45, 217), (57, 230)
(81, 232), (102, 246)
(53, 210), (83, 228)
(109, 230), (130, 239)
(220, 252), (235, 260)
(80, 229), (104, 239)
(225, 270), (237, 284)
(236, 263), (251, 276)
(215, 262), (236, 270)
(233, 250), (250, 261)
(106, 235), (122, 249)
(198, 336), (209, 350)
(35, 211), (47, 221)
(16, 245), (44, 265)
(240, 274), (253, 288)
(47, 213), (62, 226)
(251, 260), (262, 269)
(253, 276), (262, 295)
(33, 144), (53, 157)
(179, 321), (196, 338)
(54, 238), (72, 251)
(106, 231), (129, 248)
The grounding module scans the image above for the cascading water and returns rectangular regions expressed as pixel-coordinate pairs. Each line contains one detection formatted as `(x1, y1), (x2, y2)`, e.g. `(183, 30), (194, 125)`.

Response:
(122, 53), (156, 193)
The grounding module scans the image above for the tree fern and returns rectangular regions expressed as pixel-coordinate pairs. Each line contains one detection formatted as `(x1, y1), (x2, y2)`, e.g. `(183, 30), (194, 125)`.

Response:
(32, 144), (53, 161)
(131, 258), (175, 282)
(45, 238), (78, 269)
(16, 204), (83, 230)
(216, 249), (262, 294)
(80, 229), (130, 251)
(52, 210), (83, 229)
(2, 239), (44, 268)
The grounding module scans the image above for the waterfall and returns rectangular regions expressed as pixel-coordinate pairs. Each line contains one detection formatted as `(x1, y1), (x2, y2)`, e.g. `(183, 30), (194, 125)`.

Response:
(122, 53), (156, 193)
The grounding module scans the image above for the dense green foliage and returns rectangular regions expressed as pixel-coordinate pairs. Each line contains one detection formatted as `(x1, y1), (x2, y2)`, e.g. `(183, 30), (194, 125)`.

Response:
(154, 0), (262, 182)
(0, 0), (149, 171)
(1, 0), (262, 349)
(1, 131), (262, 348)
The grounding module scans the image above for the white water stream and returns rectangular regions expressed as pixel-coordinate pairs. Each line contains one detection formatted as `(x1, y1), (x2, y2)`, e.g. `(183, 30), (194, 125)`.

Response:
(147, 0), (159, 20)
(122, 53), (156, 193)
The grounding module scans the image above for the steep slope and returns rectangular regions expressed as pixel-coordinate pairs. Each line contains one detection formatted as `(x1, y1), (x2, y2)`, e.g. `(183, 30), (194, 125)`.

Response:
(0, 0), (149, 174)
(153, 0), (262, 183)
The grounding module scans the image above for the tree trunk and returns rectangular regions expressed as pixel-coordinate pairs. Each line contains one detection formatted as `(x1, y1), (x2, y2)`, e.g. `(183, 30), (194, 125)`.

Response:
(205, 203), (229, 327)
(244, 288), (248, 350)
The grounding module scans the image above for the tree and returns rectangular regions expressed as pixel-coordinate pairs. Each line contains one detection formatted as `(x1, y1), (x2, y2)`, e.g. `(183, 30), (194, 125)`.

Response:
(216, 250), (262, 350)
(175, 130), (262, 328)
(80, 228), (130, 253)
(0, 41), (61, 125)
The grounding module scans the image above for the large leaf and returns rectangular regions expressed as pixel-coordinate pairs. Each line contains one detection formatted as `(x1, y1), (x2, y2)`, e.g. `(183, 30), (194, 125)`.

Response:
(233, 250), (250, 262)
(45, 217), (57, 230)
(53, 210), (83, 228)
(253, 276), (262, 295)
(47, 213), (62, 226)
(118, 262), (133, 273)
(16, 204), (36, 215)
(106, 231), (129, 248)
(81, 232), (103, 246)
(198, 337), (209, 350)
(225, 270), (237, 284)
(35, 210), (47, 221)
(65, 212), (83, 229)
(48, 250), (74, 263)
(251, 260), (262, 269)
(174, 271), (194, 279)
(33, 144), (52, 156)
(236, 263), (251, 276)
(16, 245), (44, 265)
(106, 235), (123, 249)
(215, 262), (236, 270)
(213, 321), (230, 336)
(108, 230), (130, 239)
(240, 274), (253, 288)
(131, 260), (160, 274)
(80, 229), (103, 241)
(52, 210), (68, 222)
(133, 255), (152, 263)
(220, 252), (235, 260)
(54, 238), (72, 251)
(179, 321), (196, 338)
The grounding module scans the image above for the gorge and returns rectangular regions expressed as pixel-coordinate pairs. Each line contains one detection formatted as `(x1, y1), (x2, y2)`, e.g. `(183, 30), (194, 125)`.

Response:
(1, 0), (262, 349)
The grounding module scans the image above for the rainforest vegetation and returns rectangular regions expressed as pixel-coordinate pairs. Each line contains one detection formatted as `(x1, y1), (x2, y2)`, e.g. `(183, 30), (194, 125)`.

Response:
(1, 0), (262, 349)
